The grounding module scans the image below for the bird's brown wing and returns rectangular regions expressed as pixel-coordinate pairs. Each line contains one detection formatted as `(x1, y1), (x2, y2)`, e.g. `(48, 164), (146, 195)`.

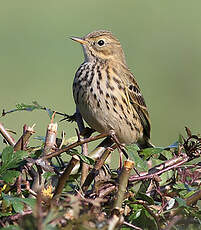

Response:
(124, 70), (151, 139)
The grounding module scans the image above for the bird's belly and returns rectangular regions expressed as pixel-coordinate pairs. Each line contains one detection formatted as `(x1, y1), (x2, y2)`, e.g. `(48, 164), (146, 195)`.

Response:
(75, 88), (142, 145)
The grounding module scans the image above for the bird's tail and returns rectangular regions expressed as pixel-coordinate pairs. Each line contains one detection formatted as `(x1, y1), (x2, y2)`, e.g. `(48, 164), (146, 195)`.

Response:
(137, 138), (154, 149)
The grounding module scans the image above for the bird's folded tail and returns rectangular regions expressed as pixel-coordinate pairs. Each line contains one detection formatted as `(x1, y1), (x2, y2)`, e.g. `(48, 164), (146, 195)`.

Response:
(137, 138), (155, 149)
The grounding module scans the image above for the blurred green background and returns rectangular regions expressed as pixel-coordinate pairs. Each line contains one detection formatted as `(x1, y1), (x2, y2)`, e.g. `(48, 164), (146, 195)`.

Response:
(0, 0), (201, 149)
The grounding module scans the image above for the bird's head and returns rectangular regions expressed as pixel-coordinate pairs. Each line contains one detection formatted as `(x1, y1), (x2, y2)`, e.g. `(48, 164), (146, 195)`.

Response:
(71, 30), (126, 64)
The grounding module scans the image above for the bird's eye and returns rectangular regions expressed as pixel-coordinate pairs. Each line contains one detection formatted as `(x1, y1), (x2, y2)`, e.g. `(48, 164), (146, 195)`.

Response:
(97, 39), (105, 46)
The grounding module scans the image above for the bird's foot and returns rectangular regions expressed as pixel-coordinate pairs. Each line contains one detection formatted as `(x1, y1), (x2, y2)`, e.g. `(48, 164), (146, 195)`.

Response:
(59, 113), (77, 122)
(108, 130), (128, 159)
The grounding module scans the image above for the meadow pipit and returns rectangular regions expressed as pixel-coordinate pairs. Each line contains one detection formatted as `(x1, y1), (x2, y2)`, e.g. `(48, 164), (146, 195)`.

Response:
(71, 30), (152, 149)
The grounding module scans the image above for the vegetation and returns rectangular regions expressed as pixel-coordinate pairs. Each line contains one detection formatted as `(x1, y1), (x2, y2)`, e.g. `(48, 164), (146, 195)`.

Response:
(0, 102), (201, 230)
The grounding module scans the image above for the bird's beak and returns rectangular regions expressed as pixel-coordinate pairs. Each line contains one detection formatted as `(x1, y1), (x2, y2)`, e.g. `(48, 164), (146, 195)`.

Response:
(70, 36), (86, 45)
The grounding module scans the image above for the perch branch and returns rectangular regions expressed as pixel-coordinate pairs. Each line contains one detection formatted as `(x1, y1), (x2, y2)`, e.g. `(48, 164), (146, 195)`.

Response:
(43, 132), (109, 160)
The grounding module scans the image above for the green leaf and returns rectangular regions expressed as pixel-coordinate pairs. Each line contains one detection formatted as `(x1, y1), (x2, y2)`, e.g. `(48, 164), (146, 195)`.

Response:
(185, 156), (201, 165)
(12, 199), (24, 213)
(160, 150), (173, 160)
(67, 149), (94, 165)
(130, 181), (142, 194)
(159, 170), (174, 186)
(126, 145), (148, 171)
(136, 192), (155, 205)
(2, 193), (36, 213)
(21, 198), (36, 209)
(0, 146), (28, 176)
(126, 144), (140, 152)
(175, 197), (187, 207)
(128, 207), (158, 230)
(184, 190), (195, 199)
(140, 147), (164, 160)
(16, 102), (41, 111)
(14, 101), (56, 120)
(173, 183), (186, 190)
(2, 170), (20, 183)
(0, 226), (21, 230)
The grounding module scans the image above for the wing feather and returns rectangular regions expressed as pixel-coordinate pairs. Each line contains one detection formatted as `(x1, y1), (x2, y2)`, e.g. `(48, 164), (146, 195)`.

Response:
(122, 68), (151, 139)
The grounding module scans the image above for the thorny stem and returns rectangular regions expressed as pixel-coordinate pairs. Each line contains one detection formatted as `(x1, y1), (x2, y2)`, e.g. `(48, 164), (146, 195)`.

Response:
(129, 155), (189, 182)
(0, 122), (16, 146)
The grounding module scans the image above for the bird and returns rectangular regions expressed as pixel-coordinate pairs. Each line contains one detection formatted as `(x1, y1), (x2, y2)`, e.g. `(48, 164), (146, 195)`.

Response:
(71, 30), (152, 149)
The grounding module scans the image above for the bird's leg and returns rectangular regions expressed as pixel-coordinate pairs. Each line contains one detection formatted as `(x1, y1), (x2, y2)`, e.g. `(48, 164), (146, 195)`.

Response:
(75, 108), (92, 185)
(109, 130), (128, 159)
(75, 109), (96, 138)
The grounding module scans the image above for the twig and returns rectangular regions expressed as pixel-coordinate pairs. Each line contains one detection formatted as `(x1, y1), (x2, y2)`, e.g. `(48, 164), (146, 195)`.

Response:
(1, 210), (32, 222)
(53, 155), (80, 197)
(26, 164), (41, 197)
(25, 181), (37, 197)
(1, 107), (70, 119)
(0, 122), (16, 146)
(99, 184), (116, 198)
(81, 146), (113, 193)
(14, 124), (35, 151)
(129, 155), (189, 182)
(123, 221), (143, 230)
(186, 189), (201, 206)
(43, 132), (109, 160)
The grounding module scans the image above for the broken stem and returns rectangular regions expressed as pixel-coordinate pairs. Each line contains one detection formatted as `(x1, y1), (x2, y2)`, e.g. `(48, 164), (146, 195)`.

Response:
(114, 160), (134, 209)
(14, 125), (35, 151)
